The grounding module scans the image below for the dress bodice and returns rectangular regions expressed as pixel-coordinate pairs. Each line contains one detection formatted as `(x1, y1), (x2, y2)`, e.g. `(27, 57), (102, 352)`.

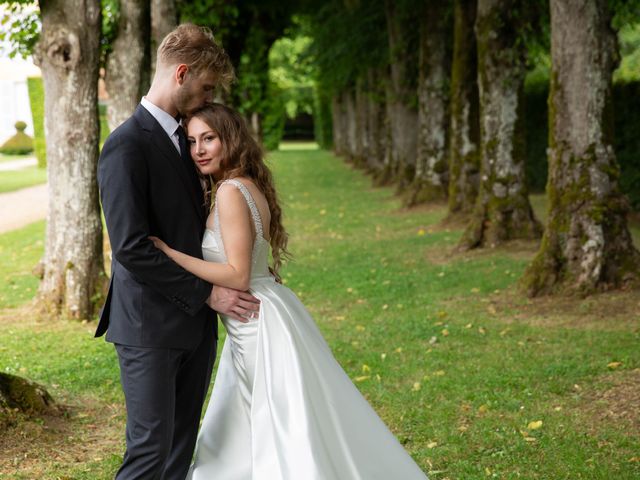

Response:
(201, 179), (272, 283)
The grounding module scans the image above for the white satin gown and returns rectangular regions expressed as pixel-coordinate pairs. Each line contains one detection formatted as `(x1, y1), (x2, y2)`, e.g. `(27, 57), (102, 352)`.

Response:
(187, 179), (428, 480)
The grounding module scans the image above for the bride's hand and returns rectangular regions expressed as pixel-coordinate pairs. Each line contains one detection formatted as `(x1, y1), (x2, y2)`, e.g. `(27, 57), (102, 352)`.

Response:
(149, 235), (171, 255)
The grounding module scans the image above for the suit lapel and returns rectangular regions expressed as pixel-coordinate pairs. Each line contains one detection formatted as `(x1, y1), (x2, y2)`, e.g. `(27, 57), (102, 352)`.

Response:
(134, 106), (205, 223)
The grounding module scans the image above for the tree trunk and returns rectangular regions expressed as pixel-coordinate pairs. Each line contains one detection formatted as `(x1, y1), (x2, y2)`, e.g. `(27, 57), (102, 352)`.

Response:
(384, 0), (418, 190)
(36, 0), (105, 320)
(522, 0), (640, 296)
(458, 0), (541, 249)
(365, 68), (388, 178)
(408, 2), (450, 206)
(344, 87), (358, 163)
(105, 0), (151, 131)
(332, 93), (347, 157)
(353, 76), (368, 169)
(150, 0), (177, 73)
(448, 0), (480, 216)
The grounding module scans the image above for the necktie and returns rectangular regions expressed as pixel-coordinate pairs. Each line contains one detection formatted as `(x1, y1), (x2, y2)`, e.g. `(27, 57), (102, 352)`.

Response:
(175, 125), (191, 167)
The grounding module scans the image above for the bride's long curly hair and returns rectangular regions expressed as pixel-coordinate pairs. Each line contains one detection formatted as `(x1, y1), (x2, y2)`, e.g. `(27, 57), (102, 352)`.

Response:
(187, 103), (290, 273)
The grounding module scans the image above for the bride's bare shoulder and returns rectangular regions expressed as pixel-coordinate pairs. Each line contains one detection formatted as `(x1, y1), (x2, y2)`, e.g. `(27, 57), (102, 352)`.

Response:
(215, 181), (247, 206)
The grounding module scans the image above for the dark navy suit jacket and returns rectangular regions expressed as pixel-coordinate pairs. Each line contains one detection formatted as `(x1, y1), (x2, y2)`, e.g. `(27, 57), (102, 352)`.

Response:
(96, 104), (217, 349)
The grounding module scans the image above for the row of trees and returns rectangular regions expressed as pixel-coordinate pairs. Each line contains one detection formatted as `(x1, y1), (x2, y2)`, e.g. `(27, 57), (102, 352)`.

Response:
(1, 0), (639, 322)
(314, 0), (640, 296)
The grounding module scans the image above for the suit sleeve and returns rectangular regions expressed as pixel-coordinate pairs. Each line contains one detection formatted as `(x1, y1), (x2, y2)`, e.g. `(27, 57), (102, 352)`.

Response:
(98, 130), (212, 316)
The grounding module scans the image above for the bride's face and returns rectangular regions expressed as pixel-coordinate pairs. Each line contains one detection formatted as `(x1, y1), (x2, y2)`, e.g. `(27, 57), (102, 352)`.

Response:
(187, 116), (224, 178)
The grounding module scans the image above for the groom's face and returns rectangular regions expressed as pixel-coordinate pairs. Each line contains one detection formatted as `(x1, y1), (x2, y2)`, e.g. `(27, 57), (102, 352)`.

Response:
(174, 69), (217, 117)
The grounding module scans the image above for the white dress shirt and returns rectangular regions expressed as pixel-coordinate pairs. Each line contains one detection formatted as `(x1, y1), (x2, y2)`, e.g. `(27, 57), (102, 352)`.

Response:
(140, 97), (181, 153)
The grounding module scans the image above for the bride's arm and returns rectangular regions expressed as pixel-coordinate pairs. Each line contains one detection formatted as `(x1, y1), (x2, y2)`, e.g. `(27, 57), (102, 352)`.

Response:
(150, 184), (254, 291)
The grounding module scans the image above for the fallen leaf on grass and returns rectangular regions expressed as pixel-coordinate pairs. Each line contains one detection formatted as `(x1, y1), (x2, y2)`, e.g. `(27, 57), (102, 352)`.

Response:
(426, 441), (438, 449)
(412, 382), (421, 392)
(607, 361), (623, 369)
(527, 420), (543, 430)
(354, 376), (370, 382)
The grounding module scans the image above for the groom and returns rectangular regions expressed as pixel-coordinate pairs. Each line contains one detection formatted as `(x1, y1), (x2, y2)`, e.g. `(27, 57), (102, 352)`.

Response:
(97, 24), (259, 479)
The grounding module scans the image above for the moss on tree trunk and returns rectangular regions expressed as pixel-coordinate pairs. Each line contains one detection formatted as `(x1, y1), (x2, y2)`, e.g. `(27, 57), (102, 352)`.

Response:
(447, 0), (480, 216)
(0, 372), (57, 428)
(522, 0), (640, 296)
(459, 0), (541, 249)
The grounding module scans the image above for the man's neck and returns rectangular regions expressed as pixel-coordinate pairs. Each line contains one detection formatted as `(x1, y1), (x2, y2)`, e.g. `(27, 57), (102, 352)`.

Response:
(145, 86), (178, 118)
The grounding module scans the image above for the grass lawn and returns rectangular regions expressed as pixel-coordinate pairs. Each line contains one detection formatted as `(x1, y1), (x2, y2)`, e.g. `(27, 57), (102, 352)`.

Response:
(0, 145), (639, 479)
(0, 166), (47, 194)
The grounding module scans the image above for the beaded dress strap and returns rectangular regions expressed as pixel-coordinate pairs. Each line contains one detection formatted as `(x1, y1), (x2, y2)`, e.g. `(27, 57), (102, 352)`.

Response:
(219, 179), (264, 240)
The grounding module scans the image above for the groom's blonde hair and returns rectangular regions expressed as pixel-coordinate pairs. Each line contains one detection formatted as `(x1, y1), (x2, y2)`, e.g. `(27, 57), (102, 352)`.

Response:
(157, 23), (235, 91)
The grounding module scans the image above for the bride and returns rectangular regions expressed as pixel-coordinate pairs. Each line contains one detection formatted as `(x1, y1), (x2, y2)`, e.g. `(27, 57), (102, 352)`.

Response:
(150, 103), (428, 479)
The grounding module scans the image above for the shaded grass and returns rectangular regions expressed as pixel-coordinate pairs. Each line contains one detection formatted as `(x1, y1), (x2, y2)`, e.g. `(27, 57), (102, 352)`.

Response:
(0, 146), (639, 478)
(0, 166), (47, 193)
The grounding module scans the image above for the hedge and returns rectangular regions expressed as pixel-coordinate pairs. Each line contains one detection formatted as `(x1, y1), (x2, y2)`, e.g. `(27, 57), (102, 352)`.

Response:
(27, 77), (46, 168)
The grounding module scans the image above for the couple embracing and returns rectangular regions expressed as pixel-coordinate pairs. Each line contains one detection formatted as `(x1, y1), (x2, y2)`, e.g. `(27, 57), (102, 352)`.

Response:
(97, 23), (428, 480)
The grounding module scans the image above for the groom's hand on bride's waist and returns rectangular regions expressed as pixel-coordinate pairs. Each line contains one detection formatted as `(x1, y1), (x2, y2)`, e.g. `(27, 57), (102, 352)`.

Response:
(207, 285), (260, 323)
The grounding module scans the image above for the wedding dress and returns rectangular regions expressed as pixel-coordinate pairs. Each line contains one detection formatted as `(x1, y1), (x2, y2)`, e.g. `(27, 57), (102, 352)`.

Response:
(187, 179), (428, 480)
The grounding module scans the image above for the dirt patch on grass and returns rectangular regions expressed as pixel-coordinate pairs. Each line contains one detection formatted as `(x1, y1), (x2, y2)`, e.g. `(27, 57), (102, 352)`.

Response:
(424, 238), (540, 266)
(0, 395), (123, 477)
(579, 369), (640, 437)
(491, 287), (640, 331)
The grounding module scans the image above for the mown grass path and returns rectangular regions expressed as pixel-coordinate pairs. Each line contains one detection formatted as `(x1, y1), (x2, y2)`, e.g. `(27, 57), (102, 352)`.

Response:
(0, 145), (638, 479)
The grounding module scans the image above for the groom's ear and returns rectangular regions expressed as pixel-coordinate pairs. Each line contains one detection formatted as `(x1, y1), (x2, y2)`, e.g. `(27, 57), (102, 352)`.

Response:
(175, 64), (189, 85)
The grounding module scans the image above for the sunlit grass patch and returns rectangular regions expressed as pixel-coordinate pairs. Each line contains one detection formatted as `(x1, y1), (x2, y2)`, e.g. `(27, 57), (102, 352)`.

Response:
(0, 166), (47, 194)
(0, 146), (638, 478)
